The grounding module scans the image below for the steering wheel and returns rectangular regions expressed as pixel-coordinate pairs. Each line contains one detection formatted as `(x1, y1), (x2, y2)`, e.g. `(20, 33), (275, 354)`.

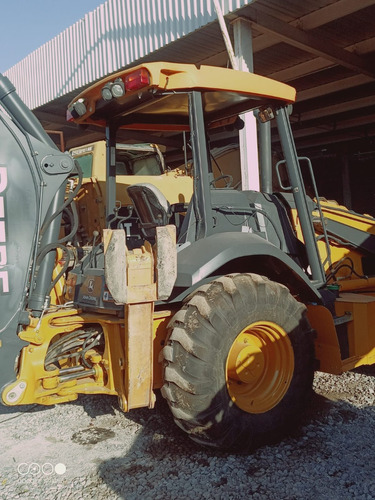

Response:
(209, 174), (233, 188)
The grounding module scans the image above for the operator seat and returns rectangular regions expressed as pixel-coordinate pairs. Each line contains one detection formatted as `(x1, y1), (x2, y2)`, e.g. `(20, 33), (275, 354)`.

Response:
(127, 183), (171, 240)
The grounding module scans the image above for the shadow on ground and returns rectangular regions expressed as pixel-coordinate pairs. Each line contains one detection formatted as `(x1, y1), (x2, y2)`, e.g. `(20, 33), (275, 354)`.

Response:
(95, 389), (375, 500)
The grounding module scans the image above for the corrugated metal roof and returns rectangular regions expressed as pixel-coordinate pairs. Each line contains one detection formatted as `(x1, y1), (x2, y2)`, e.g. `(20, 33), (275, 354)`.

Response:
(4, 0), (253, 109)
(4, 0), (375, 163)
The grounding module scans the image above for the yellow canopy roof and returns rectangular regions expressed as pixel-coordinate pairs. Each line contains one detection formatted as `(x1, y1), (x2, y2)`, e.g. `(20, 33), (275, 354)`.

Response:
(68, 62), (296, 131)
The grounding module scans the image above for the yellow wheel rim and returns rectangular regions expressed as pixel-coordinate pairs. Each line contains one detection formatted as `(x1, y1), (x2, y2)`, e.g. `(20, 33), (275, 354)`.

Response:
(226, 321), (294, 414)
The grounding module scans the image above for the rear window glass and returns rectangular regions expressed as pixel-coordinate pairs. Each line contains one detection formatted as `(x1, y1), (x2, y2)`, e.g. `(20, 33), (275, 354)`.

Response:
(75, 154), (93, 178)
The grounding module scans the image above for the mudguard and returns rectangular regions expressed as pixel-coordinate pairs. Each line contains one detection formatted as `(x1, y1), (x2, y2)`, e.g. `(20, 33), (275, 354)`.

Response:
(175, 232), (322, 302)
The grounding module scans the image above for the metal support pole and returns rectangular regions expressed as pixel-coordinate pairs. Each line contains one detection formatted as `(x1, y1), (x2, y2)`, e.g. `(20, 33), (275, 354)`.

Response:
(258, 120), (273, 193)
(188, 91), (213, 240)
(106, 124), (117, 225)
(233, 18), (259, 191)
(213, 4), (259, 191)
(276, 107), (325, 287)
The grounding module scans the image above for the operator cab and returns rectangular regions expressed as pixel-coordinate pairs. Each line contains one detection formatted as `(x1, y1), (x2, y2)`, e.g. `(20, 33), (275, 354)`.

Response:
(66, 62), (327, 313)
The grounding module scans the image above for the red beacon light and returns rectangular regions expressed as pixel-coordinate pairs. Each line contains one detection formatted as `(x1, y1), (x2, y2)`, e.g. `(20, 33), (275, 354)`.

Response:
(125, 68), (150, 92)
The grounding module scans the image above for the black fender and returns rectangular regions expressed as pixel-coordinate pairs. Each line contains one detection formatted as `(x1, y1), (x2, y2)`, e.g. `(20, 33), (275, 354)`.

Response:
(173, 232), (321, 303)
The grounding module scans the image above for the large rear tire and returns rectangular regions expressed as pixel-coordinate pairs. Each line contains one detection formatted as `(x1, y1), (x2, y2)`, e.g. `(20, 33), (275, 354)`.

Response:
(161, 273), (314, 451)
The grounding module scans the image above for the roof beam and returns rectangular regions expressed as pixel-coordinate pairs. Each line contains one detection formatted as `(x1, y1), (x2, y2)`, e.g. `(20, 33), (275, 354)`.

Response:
(295, 125), (375, 149)
(297, 75), (373, 102)
(252, 0), (375, 52)
(291, 113), (375, 139)
(245, 9), (375, 79)
(268, 37), (375, 81)
(293, 95), (375, 122)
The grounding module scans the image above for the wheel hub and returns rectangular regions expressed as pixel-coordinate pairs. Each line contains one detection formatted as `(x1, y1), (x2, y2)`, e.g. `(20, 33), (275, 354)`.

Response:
(227, 337), (265, 384)
(226, 321), (294, 414)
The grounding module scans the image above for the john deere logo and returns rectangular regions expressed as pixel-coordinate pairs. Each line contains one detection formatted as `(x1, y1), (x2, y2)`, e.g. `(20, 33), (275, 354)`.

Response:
(87, 279), (95, 293)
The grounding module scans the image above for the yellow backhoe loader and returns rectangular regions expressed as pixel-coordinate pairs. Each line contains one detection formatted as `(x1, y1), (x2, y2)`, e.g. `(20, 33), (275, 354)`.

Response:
(1, 62), (375, 451)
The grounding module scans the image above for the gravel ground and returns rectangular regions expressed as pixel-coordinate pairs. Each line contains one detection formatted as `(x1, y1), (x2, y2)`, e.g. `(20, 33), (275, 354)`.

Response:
(1, 367), (375, 500)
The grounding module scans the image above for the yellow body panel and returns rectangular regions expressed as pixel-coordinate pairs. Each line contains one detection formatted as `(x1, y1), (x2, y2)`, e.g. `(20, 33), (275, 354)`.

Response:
(308, 294), (375, 374)
(307, 305), (342, 374)
(291, 199), (375, 279)
(2, 310), (121, 406)
(2, 238), (175, 409)
(315, 200), (375, 279)
(290, 198), (375, 374)
(122, 242), (156, 410)
(335, 293), (375, 370)
(319, 200), (375, 234)
(2, 307), (173, 407)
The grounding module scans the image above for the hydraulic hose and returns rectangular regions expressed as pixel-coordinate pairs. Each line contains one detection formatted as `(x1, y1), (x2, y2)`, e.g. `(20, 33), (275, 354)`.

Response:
(39, 162), (83, 238)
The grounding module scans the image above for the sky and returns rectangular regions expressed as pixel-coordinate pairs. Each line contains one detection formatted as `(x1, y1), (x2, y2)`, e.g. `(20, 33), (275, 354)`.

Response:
(0, 0), (106, 73)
